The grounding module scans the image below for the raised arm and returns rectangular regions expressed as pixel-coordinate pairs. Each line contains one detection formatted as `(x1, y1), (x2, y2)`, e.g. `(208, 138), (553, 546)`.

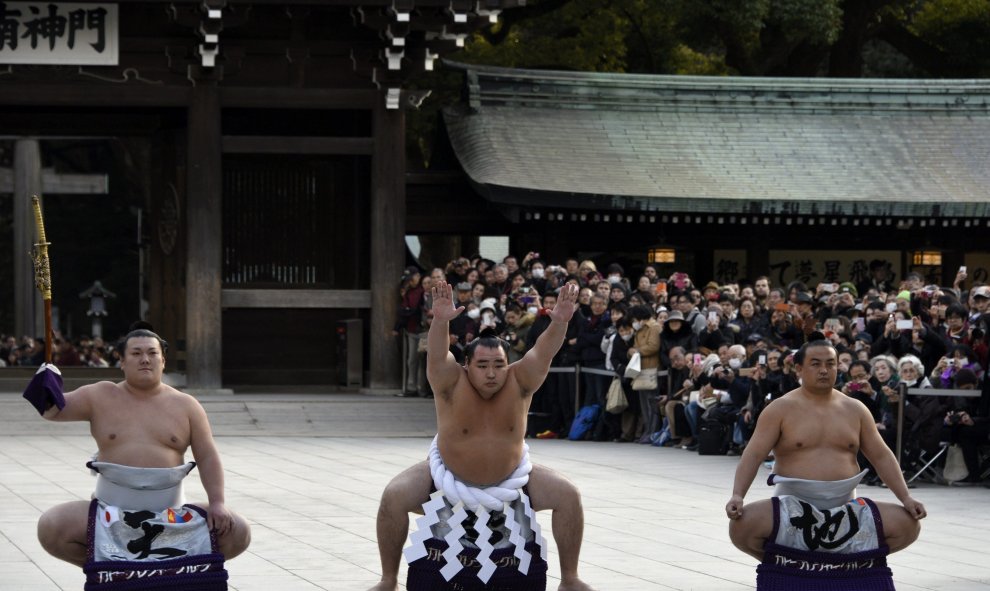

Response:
(514, 284), (579, 394)
(426, 280), (465, 399)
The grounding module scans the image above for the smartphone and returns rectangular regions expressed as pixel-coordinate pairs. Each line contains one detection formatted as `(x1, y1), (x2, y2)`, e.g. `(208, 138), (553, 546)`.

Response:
(960, 266), (967, 274)
(884, 302), (897, 313)
(693, 354), (703, 365)
(854, 317), (866, 331)
(758, 354), (766, 366)
(896, 319), (913, 330)
(708, 311), (718, 322)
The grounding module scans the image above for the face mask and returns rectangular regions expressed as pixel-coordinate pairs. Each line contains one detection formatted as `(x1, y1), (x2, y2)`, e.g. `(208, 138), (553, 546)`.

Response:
(729, 358), (742, 369)
(467, 309), (480, 320)
(632, 321), (643, 331)
(608, 275), (621, 284)
(531, 268), (545, 279)
(527, 306), (539, 315)
(621, 333), (633, 342)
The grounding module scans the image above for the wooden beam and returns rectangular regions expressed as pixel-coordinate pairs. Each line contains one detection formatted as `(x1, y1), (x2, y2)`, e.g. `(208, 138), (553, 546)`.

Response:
(219, 87), (377, 110)
(222, 136), (374, 155)
(0, 168), (108, 194)
(185, 84), (223, 390)
(369, 96), (405, 390)
(221, 289), (372, 309)
(0, 84), (190, 107)
(13, 140), (41, 341)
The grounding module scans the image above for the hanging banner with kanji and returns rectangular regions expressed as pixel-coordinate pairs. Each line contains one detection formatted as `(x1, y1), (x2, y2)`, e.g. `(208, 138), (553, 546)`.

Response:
(0, 2), (118, 65)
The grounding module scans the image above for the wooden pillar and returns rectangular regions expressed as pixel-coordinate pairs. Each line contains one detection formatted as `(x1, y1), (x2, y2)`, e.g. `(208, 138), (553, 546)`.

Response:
(13, 139), (42, 340)
(185, 85), (223, 390)
(369, 98), (405, 390)
(747, 238), (770, 282)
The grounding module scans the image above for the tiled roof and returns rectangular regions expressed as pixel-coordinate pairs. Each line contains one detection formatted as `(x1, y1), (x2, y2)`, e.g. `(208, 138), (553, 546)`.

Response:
(443, 61), (990, 217)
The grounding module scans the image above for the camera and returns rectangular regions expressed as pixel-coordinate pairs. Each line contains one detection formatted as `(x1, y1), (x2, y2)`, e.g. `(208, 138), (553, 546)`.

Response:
(948, 412), (962, 425)
(848, 382), (863, 392)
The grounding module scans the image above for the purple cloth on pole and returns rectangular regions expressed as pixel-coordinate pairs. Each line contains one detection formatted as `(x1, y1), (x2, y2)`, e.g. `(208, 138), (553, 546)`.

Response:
(22, 365), (65, 415)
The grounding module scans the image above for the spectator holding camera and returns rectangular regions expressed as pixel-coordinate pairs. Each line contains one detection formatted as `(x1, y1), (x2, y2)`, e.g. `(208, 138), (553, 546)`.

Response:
(941, 368), (987, 484)
(843, 360), (884, 422)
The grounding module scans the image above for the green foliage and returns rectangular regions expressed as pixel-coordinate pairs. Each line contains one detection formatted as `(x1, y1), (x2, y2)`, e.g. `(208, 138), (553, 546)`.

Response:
(769, 0), (844, 45)
(462, 0), (631, 72)
(911, 0), (990, 75)
(451, 0), (990, 77)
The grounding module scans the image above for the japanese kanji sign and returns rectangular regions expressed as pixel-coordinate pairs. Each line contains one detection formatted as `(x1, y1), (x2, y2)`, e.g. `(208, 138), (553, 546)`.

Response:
(0, 2), (118, 65)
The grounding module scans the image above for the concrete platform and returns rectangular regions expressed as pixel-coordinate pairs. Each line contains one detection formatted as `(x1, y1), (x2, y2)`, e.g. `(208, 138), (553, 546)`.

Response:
(0, 392), (988, 590)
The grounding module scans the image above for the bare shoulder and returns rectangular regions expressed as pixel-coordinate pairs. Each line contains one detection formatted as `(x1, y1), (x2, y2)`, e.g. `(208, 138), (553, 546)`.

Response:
(76, 380), (123, 404)
(78, 380), (118, 396)
(435, 368), (468, 402)
(764, 392), (803, 414)
(837, 392), (871, 416)
(506, 363), (529, 397)
(167, 386), (207, 413)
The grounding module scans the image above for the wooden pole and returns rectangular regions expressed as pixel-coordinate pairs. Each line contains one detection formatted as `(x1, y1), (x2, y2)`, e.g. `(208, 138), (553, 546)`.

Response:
(369, 96), (405, 390)
(186, 84), (224, 391)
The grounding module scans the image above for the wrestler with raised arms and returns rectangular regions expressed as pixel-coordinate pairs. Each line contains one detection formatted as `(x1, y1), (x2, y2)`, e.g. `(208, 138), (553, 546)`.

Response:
(23, 325), (250, 586)
(369, 282), (594, 590)
(726, 339), (926, 589)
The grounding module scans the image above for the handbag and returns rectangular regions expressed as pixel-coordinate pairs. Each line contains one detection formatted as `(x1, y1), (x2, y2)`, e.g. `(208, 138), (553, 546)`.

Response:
(605, 377), (628, 414)
(631, 368), (658, 391)
(943, 444), (969, 482)
(624, 352), (641, 379)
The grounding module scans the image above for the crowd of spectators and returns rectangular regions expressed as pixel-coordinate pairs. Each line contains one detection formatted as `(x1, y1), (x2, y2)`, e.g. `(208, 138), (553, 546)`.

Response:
(0, 333), (117, 368)
(396, 252), (990, 487)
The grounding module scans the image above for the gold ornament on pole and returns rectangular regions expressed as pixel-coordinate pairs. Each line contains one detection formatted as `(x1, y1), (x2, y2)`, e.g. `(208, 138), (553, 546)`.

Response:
(30, 195), (54, 363)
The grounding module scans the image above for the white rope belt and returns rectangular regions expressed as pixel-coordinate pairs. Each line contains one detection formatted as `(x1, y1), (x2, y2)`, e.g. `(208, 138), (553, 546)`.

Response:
(403, 435), (546, 583)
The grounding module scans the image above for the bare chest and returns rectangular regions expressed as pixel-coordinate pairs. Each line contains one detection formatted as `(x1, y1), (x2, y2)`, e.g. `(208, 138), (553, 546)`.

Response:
(779, 408), (860, 454)
(89, 392), (190, 454)
(438, 379), (527, 437)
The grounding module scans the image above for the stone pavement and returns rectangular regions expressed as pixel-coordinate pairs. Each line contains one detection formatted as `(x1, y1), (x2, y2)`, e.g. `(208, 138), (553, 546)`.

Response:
(0, 392), (988, 590)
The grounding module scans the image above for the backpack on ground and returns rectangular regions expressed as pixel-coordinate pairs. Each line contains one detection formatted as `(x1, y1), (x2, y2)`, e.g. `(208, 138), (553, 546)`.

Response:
(698, 419), (730, 455)
(568, 404), (601, 441)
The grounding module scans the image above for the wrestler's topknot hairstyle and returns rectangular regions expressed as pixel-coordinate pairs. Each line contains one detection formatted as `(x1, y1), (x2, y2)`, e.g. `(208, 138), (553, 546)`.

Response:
(118, 321), (169, 355)
(793, 339), (835, 366)
(464, 327), (510, 363)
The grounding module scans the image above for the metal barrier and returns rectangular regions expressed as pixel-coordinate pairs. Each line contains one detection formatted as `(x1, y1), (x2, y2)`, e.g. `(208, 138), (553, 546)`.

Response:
(550, 365), (669, 413)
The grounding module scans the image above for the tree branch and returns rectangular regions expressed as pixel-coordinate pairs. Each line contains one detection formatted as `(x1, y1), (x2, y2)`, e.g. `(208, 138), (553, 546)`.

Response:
(875, 21), (951, 76)
(479, 0), (579, 45)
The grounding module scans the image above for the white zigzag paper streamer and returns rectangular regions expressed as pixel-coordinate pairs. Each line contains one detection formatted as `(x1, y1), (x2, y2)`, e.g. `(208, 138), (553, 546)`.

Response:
(474, 506), (497, 583)
(403, 490), (447, 563)
(505, 499), (531, 575)
(439, 501), (469, 581)
(519, 489), (547, 561)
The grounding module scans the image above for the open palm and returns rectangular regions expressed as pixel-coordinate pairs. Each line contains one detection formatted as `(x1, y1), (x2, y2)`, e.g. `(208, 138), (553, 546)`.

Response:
(431, 281), (464, 322)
